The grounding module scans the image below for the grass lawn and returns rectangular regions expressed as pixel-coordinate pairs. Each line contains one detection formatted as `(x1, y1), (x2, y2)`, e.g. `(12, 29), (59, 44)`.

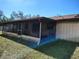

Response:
(0, 35), (53, 59)
(0, 33), (79, 59)
(36, 40), (79, 59)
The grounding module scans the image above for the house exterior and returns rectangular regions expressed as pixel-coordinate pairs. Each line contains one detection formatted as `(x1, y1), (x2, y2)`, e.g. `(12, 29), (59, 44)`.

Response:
(0, 14), (79, 48)
(51, 14), (79, 42)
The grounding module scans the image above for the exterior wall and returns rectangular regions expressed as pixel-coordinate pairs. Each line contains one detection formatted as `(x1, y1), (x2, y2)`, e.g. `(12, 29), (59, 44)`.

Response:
(56, 21), (79, 42)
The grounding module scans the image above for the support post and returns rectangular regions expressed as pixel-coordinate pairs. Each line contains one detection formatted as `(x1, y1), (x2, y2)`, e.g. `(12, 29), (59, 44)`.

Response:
(20, 23), (23, 35)
(37, 22), (42, 45)
(2, 26), (4, 34)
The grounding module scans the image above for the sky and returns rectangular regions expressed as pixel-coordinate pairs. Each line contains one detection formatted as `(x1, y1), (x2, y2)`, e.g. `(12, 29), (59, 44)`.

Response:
(0, 0), (79, 17)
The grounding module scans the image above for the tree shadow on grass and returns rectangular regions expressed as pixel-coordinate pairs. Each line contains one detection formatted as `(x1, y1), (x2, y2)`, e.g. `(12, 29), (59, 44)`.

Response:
(35, 40), (79, 59)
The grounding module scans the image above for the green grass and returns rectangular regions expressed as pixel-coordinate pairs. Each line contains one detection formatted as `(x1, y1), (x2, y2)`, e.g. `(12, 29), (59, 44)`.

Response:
(0, 35), (54, 59)
(0, 33), (79, 59)
(36, 40), (79, 59)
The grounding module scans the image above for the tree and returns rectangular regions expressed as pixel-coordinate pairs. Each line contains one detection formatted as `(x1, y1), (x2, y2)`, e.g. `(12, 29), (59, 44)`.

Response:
(10, 11), (18, 20)
(18, 11), (23, 19)
(0, 10), (3, 16)
(10, 14), (14, 20)
(0, 10), (12, 23)
(28, 14), (31, 18)
(36, 14), (40, 17)
(10, 11), (24, 20)
(31, 14), (40, 18)
(3, 16), (8, 21)
(0, 10), (5, 23)
(0, 10), (4, 20)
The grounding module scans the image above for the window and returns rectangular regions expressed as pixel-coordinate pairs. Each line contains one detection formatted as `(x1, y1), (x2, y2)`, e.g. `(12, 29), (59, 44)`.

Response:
(32, 22), (39, 33)
(22, 23), (29, 35)
(12, 24), (18, 33)
(47, 22), (54, 30)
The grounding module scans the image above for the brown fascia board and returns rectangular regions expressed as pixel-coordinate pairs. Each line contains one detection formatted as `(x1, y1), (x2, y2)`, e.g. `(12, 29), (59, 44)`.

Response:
(0, 17), (55, 25)
(50, 14), (79, 20)
(0, 17), (42, 24)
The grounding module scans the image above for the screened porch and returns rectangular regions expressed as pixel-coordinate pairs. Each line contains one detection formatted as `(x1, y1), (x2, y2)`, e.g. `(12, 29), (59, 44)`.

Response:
(0, 17), (56, 48)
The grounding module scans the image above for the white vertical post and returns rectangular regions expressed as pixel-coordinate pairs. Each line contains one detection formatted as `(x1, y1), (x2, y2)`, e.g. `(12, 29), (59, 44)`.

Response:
(37, 22), (42, 45)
